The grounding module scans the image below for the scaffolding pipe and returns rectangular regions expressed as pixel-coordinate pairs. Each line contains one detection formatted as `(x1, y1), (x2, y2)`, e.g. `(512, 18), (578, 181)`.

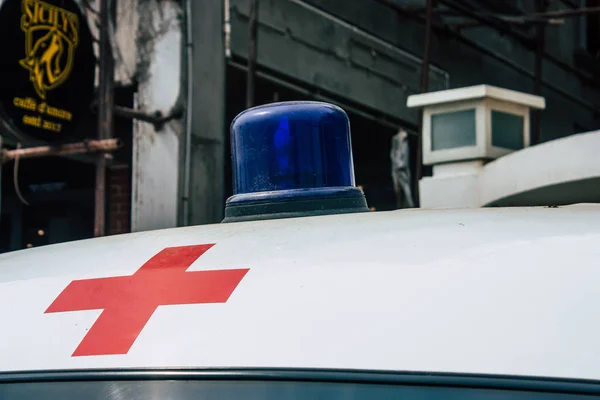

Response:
(95, 0), (115, 238)
(527, 5), (600, 19)
(532, 0), (546, 145)
(415, 0), (435, 207)
(0, 139), (122, 164)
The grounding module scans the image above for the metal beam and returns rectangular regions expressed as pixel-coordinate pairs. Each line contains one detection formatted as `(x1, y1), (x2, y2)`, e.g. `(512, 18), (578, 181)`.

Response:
(522, 5), (600, 19)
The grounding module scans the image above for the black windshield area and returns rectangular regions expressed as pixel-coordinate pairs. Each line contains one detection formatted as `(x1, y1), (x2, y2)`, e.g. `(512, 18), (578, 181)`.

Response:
(2, 379), (600, 400)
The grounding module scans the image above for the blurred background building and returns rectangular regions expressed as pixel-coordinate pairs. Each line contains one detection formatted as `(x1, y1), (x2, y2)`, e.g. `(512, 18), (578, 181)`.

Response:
(1, 0), (600, 253)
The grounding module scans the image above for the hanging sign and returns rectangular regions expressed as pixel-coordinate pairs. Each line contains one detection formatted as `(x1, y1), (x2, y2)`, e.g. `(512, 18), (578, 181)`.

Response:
(0, 0), (95, 143)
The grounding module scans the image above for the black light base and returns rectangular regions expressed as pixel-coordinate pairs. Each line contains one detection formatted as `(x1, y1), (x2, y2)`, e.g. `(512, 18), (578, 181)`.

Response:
(222, 189), (370, 223)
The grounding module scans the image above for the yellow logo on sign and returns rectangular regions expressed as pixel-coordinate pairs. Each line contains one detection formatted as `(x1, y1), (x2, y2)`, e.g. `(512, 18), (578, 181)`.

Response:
(18, 0), (79, 100)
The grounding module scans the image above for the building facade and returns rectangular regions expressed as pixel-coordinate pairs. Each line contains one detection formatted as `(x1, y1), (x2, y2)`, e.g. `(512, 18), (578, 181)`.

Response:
(1, 0), (599, 252)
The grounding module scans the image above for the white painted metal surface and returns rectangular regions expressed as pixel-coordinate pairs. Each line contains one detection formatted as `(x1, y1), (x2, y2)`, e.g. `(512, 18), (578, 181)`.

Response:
(420, 163), (481, 208)
(1, 205), (600, 380)
(481, 130), (600, 206)
(420, 130), (600, 208)
(409, 85), (540, 167)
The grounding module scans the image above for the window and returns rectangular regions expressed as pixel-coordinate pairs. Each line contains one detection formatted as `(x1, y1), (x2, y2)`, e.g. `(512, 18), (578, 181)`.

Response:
(431, 109), (477, 151)
(2, 376), (600, 400)
(491, 110), (524, 150)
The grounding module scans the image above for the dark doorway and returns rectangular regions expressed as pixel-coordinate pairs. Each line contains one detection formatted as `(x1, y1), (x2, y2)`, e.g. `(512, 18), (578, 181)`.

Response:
(1, 155), (95, 253)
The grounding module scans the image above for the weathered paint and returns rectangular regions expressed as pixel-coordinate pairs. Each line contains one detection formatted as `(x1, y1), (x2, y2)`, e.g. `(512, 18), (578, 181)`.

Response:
(229, 0), (449, 122)
(113, 0), (138, 86)
(131, 0), (183, 232)
(1, 205), (600, 380)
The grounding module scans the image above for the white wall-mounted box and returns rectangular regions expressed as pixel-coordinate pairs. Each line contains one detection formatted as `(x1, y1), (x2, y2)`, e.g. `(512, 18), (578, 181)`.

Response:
(407, 85), (546, 166)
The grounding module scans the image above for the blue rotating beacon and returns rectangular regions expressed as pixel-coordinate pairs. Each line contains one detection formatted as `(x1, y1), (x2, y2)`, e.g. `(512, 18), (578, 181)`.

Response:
(222, 101), (370, 223)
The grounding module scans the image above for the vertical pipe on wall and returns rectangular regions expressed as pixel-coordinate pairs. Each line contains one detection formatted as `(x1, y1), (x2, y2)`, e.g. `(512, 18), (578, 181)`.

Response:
(415, 0), (435, 207)
(532, 0), (547, 145)
(95, 0), (115, 237)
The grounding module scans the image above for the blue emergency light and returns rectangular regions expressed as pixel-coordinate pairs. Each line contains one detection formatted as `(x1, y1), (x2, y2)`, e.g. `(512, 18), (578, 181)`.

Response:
(222, 101), (369, 223)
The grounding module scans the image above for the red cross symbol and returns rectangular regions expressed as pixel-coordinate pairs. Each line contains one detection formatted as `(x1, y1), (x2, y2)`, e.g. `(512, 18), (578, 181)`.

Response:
(45, 244), (249, 357)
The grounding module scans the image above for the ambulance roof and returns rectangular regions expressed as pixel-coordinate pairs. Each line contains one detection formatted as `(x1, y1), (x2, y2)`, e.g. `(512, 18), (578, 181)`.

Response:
(1, 205), (600, 381)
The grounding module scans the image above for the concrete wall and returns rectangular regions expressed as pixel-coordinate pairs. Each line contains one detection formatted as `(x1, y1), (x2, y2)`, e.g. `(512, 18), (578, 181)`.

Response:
(109, 0), (185, 232)
(230, 0), (600, 142)
(230, 0), (449, 124)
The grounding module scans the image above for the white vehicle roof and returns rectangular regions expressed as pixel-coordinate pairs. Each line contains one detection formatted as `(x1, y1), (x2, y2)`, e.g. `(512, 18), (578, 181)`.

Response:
(1, 205), (599, 381)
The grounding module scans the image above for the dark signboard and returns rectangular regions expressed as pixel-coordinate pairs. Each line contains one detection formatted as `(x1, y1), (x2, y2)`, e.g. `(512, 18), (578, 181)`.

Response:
(0, 0), (95, 144)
